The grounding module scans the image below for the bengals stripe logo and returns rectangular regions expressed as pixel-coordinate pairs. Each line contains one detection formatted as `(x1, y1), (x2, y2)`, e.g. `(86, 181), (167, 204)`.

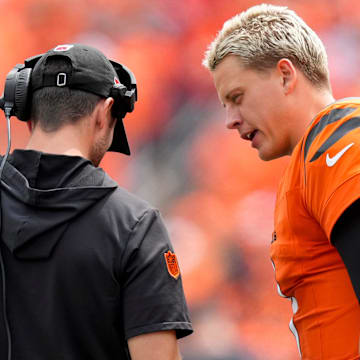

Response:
(304, 107), (357, 162)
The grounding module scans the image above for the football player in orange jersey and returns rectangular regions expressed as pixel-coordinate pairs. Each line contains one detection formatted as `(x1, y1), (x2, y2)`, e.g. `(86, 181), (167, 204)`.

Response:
(203, 4), (360, 360)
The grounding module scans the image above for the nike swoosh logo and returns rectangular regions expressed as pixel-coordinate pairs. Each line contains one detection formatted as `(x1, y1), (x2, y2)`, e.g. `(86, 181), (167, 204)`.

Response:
(326, 143), (354, 167)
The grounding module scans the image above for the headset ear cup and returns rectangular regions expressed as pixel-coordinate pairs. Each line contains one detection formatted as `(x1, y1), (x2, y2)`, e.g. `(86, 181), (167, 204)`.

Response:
(110, 84), (127, 119)
(14, 68), (32, 121)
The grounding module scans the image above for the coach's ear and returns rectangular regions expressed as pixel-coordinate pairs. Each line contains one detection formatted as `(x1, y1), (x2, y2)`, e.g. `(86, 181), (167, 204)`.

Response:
(277, 58), (297, 95)
(95, 97), (115, 130)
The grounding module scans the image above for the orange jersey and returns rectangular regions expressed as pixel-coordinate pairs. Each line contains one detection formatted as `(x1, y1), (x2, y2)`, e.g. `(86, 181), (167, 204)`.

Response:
(270, 98), (360, 359)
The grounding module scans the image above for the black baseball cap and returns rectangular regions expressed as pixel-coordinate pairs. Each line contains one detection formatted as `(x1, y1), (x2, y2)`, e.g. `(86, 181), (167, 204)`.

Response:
(29, 44), (135, 155)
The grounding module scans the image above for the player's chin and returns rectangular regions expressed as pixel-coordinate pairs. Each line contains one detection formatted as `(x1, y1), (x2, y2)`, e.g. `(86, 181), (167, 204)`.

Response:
(257, 147), (284, 161)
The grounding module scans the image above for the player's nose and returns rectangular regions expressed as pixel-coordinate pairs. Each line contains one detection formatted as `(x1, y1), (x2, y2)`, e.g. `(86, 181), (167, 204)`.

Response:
(225, 107), (242, 129)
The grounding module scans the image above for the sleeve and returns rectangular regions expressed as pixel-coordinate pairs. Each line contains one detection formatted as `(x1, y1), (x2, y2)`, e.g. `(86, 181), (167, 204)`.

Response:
(304, 104), (360, 240)
(331, 198), (360, 303)
(120, 208), (193, 340)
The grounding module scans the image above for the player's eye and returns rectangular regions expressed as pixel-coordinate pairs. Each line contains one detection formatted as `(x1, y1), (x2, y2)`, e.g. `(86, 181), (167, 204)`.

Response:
(232, 93), (242, 103)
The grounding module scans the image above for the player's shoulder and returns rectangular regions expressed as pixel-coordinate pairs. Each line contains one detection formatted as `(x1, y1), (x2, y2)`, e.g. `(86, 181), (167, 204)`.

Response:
(303, 98), (360, 165)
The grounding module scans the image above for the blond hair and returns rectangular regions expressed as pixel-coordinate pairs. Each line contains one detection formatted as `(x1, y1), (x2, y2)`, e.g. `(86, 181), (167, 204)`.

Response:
(203, 4), (330, 89)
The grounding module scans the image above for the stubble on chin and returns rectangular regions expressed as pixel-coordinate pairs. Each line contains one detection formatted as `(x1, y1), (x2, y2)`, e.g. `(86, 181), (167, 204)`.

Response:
(89, 135), (108, 167)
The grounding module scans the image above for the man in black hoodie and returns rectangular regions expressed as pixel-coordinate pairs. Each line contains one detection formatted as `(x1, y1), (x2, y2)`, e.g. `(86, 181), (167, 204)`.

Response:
(0, 44), (192, 360)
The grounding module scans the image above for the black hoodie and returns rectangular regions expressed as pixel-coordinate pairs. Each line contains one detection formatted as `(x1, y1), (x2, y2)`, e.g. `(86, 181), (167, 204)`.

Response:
(0, 150), (192, 360)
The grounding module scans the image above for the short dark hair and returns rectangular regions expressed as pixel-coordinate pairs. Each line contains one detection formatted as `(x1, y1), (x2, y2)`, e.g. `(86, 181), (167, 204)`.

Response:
(30, 56), (102, 132)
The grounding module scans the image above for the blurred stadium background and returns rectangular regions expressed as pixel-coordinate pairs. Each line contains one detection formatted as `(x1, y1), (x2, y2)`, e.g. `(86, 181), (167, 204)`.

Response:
(1, 0), (360, 359)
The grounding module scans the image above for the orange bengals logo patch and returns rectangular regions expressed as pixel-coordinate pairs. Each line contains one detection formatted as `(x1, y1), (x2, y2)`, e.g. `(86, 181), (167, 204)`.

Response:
(164, 250), (180, 279)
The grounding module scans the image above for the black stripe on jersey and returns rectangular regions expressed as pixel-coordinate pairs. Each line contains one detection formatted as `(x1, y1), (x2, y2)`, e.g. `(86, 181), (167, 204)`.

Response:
(309, 116), (360, 162)
(304, 107), (356, 161)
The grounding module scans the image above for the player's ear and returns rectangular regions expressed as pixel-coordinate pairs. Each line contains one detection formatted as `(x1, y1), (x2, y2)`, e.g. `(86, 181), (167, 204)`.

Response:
(277, 58), (297, 95)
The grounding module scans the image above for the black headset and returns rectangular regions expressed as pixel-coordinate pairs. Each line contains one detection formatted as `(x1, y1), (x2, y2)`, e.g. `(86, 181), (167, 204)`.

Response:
(0, 54), (137, 124)
(109, 60), (138, 121)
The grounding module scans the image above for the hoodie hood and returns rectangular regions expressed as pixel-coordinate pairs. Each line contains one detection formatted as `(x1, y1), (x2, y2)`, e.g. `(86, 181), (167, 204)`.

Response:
(0, 150), (117, 260)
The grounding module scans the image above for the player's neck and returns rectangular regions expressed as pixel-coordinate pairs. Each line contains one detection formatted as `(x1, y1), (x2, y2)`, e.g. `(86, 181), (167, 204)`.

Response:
(288, 88), (334, 155)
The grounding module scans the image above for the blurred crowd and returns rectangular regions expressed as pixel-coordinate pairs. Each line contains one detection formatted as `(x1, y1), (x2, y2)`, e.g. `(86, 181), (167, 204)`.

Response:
(1, 0), (360, 358)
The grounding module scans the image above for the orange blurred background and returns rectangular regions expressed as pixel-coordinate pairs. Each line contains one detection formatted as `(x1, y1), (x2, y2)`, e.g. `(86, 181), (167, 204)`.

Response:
(1, 0), (359, 359)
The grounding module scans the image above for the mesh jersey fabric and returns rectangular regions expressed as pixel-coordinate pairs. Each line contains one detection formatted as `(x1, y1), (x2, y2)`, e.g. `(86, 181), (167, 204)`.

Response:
(270, 98), (360, 359)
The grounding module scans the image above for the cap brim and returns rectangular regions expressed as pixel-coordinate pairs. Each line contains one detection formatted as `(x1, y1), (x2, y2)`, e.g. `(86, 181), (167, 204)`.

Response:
(108, 119), (131, 155)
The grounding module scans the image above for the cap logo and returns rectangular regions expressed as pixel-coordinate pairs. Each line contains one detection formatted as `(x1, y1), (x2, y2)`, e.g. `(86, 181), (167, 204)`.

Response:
(54, 44), (74, 52)
(164, 250), (180, 279)
(114, 77), (120, 85)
